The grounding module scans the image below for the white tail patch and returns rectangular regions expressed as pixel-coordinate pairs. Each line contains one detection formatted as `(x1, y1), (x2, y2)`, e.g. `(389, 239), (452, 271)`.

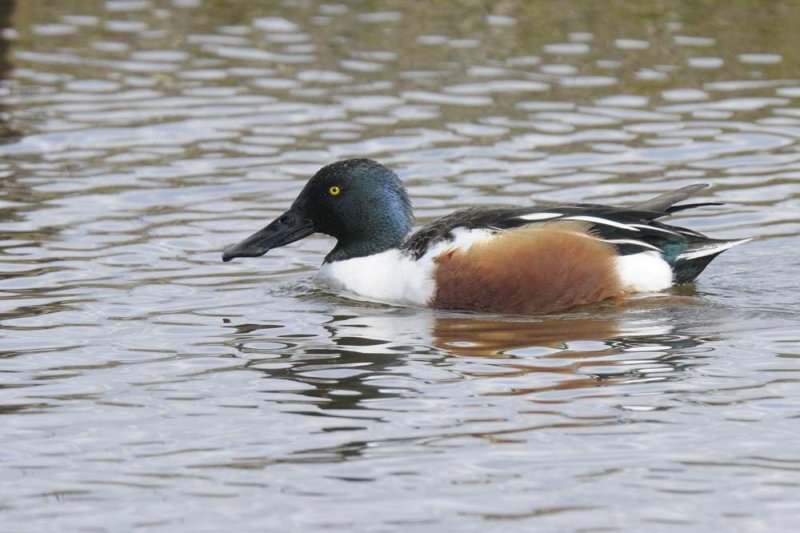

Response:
(615, 251), (673, 293)
(564, 215), (639, 232)
(517, 212), (563, 221)
(677, 238), (752, 261)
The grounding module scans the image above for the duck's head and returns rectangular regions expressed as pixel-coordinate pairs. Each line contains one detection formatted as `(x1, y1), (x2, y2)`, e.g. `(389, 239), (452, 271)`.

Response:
(222, 159), (413, 263)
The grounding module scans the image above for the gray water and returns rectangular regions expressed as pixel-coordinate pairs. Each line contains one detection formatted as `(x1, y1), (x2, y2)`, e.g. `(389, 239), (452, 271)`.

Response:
(1, 1), (799, 531)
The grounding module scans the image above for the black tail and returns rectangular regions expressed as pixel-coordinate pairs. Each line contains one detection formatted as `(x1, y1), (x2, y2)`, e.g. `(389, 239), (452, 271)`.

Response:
(672, 238), (752, 284)
(632, 185), (751, 283)
(632, 184), (710, 213)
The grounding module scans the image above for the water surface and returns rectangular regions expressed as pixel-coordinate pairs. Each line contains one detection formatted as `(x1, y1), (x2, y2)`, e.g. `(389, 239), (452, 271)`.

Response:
(1, 1), (799, 531)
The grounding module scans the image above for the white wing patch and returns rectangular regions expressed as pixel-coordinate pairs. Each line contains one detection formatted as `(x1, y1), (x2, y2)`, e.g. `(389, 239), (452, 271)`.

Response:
(631, 223), (679, 235)
(605, 239), (662, 251)
(517, 212), (563, 221)
(563, 215), (639, 232)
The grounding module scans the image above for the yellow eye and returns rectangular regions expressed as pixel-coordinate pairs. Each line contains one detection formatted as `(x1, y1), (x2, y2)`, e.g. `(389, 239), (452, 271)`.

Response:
(328, 185), (341, 196)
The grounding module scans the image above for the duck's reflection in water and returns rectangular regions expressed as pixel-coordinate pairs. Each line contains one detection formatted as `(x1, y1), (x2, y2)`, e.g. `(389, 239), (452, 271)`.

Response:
(224, 298), (710, 464)
(433, 314), (620, 357)
(433, 295), (708, 395)
(230, 295), (708, 410)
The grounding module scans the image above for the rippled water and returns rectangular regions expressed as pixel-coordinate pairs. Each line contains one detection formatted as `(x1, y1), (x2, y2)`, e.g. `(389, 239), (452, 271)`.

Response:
(1, 1), (799, 530)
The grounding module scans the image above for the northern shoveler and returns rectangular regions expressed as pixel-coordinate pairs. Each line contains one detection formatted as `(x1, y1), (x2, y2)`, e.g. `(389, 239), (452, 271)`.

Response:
(222, 159), (750, 314)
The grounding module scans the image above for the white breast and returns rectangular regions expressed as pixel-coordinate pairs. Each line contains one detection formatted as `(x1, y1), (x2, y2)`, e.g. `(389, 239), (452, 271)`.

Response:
(317, 229), (494, 306)
(318, 249), (434, 306)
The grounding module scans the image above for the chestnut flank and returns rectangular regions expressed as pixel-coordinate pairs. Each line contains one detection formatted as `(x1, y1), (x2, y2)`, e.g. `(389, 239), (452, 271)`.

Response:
(432, 227), (623, 314)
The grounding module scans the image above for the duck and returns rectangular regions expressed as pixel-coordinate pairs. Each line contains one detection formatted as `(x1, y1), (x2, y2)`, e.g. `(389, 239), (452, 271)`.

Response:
(222, 158), (750, 314)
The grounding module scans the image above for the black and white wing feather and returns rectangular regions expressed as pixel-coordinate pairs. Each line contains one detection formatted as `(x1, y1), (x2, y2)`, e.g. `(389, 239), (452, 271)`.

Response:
(401, 184), (725, 260)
